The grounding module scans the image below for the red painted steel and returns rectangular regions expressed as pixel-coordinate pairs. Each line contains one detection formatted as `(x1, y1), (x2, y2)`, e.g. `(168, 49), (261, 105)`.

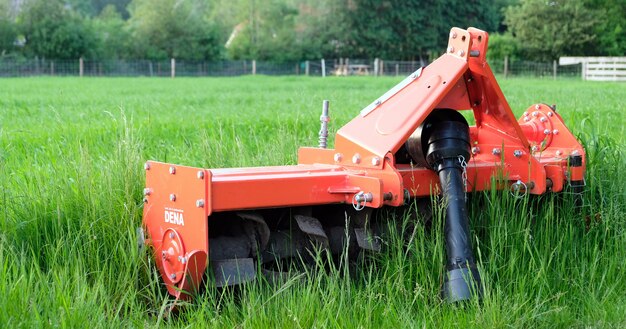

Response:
(142, 27), (586, 301)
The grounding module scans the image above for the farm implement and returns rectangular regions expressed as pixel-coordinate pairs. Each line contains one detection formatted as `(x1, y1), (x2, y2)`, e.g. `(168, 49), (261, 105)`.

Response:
(141, 27), (585, 304)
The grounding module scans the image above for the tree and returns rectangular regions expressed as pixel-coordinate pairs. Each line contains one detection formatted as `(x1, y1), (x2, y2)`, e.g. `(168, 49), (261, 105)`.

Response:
(584, 0), (626, 56)
(505, 0), (600, 60)
(0, 1), (17, 56)
(91, 5), (132, 59)
(127, 0), (223, 60)
(19, 0), (98, 59)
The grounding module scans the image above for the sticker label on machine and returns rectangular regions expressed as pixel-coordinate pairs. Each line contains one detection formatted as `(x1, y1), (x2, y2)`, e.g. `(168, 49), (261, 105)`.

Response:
(164, 207), (185, 226)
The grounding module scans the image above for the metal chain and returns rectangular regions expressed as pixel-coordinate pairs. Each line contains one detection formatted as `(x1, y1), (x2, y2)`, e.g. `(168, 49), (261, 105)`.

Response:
(458, 155), (468, 201)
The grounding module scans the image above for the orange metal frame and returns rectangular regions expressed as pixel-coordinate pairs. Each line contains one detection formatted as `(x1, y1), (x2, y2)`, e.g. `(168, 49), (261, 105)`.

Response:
(142, 27), (585, 302)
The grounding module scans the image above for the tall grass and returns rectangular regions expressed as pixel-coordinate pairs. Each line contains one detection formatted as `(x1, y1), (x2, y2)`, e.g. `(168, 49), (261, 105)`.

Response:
(0, 76), (624, 327)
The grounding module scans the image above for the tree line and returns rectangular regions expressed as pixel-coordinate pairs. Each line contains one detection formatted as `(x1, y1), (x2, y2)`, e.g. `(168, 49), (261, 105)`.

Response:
(0, 0), (623, 62)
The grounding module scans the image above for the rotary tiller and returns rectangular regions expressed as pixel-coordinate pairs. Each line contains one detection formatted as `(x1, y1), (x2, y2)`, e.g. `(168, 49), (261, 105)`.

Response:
(141, 27), (585, 304)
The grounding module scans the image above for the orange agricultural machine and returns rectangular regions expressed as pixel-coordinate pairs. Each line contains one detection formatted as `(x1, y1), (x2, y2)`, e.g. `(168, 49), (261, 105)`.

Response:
(141, 27), (585, 304)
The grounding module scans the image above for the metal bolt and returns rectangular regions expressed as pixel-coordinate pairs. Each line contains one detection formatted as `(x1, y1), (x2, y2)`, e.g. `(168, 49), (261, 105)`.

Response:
(371, 157), (381, 166)
(540, 117), (547, 122)
(531, 145), (539, 152)
(532, 111), (539, 117)
(523, 111), (529, 117)
(197, 171), (204, 179)
(144, 162), (151, 170)
(143, 197), (148, 204)
(535, 104), (540, 110)
(333, 153), (343, 162)
(571, 150), (579, 155)
(458, 50), (465, 56)
(169, 166), (176, 174)
(447, 46), (454, 53)
(352, 154), (361, 164)
(170, 273), (176, 280)
(178, 256), (187, 264)
(523, 117), (530, 122)
(547, 111), (553, 117)
(556, 150), (562, 156)
(544, 129), (551, 135)
(143, 188), (152, 196)
(196, 199), (205, 208)
(410, 73), (417, 79)
(471, 146), (480, 154)
(513, 150), (523, 158)
(169, 194), (176, 201)
(162, 250), (167, 258)
(451, 31), (457, 39)
(492, 148), (501, 155)
(553, 129), (559, 135)
(169, 232), (175, 239)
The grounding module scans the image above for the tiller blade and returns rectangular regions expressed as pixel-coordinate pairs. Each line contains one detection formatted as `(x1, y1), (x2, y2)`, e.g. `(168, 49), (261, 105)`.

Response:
(141, 27), (586, 305)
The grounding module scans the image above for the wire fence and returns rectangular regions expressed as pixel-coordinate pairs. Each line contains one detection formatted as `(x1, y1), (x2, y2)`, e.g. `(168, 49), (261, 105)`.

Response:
(0, 57), (582, 79)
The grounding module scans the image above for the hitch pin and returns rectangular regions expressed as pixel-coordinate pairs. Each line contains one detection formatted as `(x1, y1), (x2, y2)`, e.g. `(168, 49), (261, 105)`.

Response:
(352, 191), (373, 211)
(319, 100), (330, 148)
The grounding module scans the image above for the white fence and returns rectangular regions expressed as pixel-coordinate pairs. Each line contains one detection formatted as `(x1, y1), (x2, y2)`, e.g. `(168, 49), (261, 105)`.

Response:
(560, 57), (626, 81)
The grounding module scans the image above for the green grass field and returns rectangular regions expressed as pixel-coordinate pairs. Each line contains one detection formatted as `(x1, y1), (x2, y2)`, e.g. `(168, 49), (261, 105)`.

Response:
(1, 76), (625, 328)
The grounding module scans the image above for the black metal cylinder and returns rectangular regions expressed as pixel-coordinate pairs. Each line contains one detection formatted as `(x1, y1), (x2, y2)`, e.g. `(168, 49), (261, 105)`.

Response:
(425, 120), (482, 302)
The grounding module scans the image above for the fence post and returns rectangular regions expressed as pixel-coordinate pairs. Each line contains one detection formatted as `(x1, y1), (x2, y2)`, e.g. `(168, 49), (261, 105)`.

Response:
(380, 59), (384, 76)
(171, 58), (176, 78)
(321, 59), (326, 77)
(252, 60), (256, 75)
(581, 61), (586, 80)
(504, 56), (508, 78)
(79, 57), (84, 77)
(374, 58), (379, 77)
(50, 61), (54, 76)
(149, 61), (154, 77)
(395, 63), (399, 76)
(305, 61), (310, 76)
(553, 60), (557, 80)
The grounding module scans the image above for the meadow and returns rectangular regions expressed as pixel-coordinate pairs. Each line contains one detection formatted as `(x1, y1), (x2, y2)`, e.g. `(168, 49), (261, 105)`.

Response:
(0, 76), (624, 328)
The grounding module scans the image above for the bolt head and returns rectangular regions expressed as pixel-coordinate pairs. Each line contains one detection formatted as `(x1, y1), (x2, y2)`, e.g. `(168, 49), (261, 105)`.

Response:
(333, 153), (342, 162)
(544, 129), (551, 135)
(450, 31), (457, 39)
(540, 117), (547, 122)
(374, 100), (381, 106)
(143, 188), (152, 196)
(143, 197), (148, 204)
(352, 154), (361, 164)
(197, 171), (204, 179)
(447, 46), (454, 53)
(571, 150), (579, 155)
(523, 111), (529, 116)
(556, 150), (562, 156)
(144, 162), (151, 170)
(170, 273), (176, 280)
(492, 148), (501, 155)
(532, 111), (539, 117)
(523, 117), (530, 122)
(371, 157), (380, 166)
(169, 194), (176, 201)
(531, 145), (539, 152)
(457, 50), (465, 56)
(535, 104), (541, 110)
(169, 166), (176, 174)
(169, 232), (175, 239)
(547, 111), (553, 117)
(514, 150), (523, 157)
(471, 146), (480, 154)
(552, 129), (559, 135)
(196, 199), (205, 208)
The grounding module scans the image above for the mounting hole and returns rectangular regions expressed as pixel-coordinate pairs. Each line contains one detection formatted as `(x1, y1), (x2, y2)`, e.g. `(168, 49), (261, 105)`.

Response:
(443, 81), (447, 85)
(478, 35), (482, 42)
(461, 36), (466, 42)
(427, 85), (431, 89)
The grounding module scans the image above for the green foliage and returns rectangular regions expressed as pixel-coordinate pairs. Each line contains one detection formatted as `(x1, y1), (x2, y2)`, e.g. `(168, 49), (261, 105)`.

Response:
(0, 2), (17, 56)
(18, 0), (98, 59)
(487, 32), (520, 61)
(127, 0), (223, 60)
(91, 5), (131, 59)
(505, 0), (600, 60)
(585, 0), (626, 55)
